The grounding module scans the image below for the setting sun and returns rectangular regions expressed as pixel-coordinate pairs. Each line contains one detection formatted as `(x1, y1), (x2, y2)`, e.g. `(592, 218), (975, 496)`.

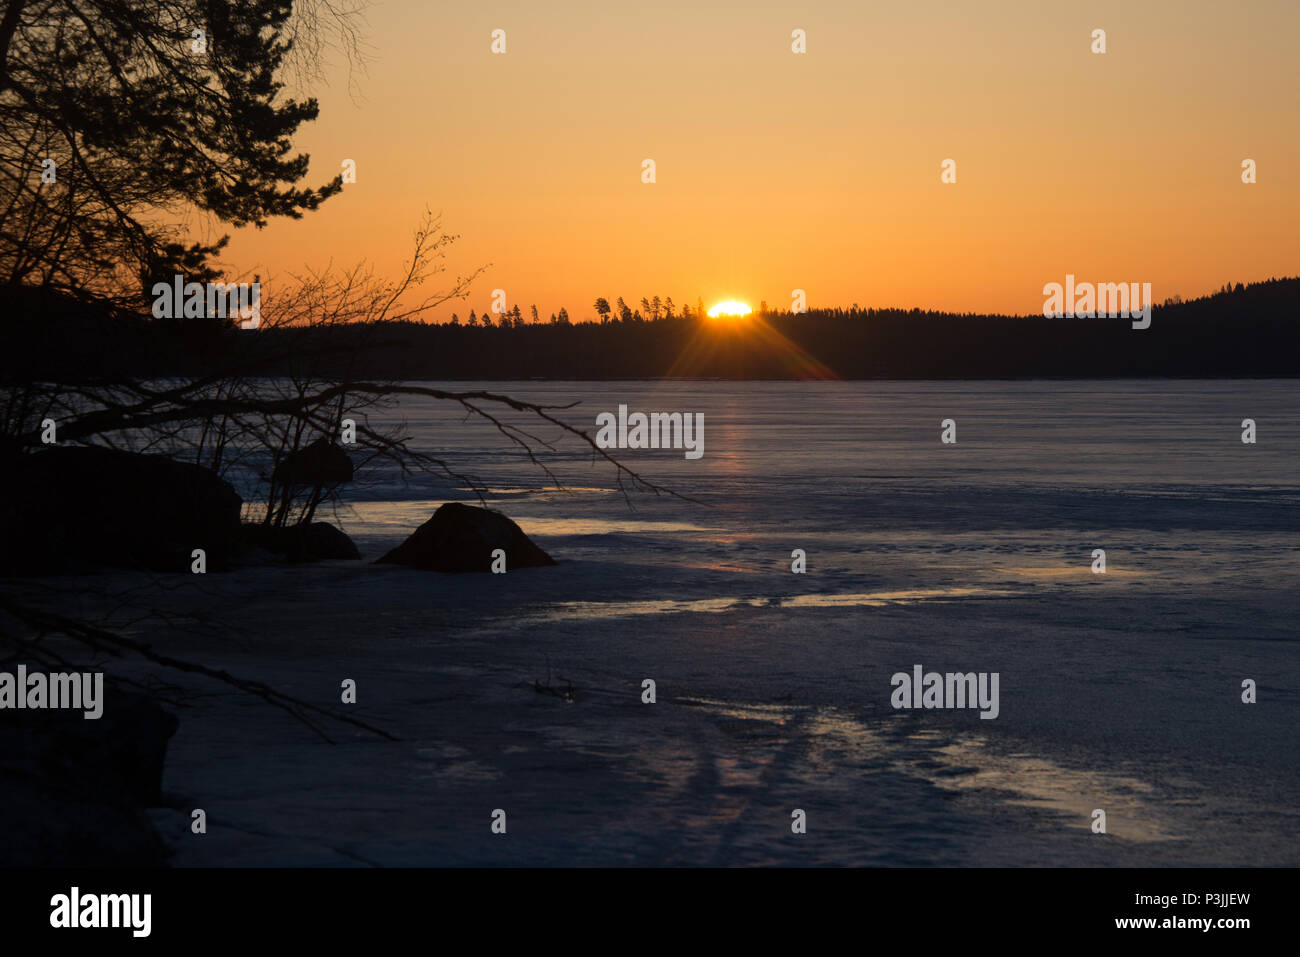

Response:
(707, 300), (752, 318)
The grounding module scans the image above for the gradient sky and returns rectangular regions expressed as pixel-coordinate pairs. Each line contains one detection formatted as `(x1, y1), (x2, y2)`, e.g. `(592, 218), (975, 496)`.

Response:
(217, 0), (1299, 320)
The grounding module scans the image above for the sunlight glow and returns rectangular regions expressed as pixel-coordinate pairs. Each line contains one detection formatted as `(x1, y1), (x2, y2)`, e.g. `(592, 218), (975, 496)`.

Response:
(707, 300), (752, 318)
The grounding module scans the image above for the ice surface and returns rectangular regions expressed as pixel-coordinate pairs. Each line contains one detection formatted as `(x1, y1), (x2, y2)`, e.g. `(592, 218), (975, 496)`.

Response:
(25, 380), (1300, 865)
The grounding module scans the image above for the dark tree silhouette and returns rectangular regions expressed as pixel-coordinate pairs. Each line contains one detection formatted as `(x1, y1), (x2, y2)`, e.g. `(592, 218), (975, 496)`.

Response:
(0, 0), (346, 309)
(0, 0), (678, 750)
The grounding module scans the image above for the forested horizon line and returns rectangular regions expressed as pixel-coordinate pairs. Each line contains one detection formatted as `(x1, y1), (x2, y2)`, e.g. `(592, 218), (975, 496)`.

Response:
(4, 276), (1299, 381)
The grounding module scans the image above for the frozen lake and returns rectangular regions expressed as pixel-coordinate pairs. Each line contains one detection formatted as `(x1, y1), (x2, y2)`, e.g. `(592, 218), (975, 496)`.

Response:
(83, 380), (1300, 865)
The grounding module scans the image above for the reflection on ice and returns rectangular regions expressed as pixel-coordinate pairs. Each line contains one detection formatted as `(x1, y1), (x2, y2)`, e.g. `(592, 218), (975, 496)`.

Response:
(780, 588), (1016, 607)
(539, 587), (1017, 622)
(919, 732), (1178, 843)
(672, 698), (1178, 846)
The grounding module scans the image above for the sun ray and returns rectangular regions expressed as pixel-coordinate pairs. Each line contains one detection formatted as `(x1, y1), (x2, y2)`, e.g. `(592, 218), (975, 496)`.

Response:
(664, 314), (838, 379)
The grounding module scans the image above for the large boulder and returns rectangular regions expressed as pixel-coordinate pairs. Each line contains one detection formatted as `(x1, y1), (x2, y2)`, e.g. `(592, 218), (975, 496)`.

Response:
(272, 437), (354, 487)
(376, 502), (556, 573)
(2, 446), (243, 575)
(0, 681), (178, 866)
(242, 521), (361, 562)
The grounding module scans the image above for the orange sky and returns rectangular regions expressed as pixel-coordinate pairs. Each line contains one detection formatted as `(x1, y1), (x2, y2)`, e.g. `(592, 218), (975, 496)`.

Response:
(215, 0), (1299, 320)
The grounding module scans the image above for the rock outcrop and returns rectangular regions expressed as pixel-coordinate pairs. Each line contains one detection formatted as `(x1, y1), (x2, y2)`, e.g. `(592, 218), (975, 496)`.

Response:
(272, 438), (354, 487)
(3, 446), (243, 575)
(376, 502), (555, 573)
(242, 521), (361, 562)
(0, 682), (178, 866)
